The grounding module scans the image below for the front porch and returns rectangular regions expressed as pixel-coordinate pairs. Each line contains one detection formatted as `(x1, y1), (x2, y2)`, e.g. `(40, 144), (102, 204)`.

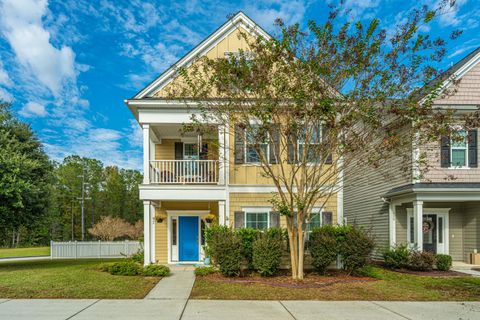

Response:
(143, 200), (226, 265)
(386, 183), (480, 263)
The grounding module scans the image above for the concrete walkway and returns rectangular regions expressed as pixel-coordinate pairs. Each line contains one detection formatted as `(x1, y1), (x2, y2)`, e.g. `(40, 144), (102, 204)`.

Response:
(145, 265), (196, 300)
(0, 299), (479, 320)
(0, 256), (50, 263)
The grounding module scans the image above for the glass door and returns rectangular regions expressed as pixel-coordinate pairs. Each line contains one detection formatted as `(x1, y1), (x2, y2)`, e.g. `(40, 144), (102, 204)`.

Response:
(422, 214), (437, 253)
(183, 143), (199, 180)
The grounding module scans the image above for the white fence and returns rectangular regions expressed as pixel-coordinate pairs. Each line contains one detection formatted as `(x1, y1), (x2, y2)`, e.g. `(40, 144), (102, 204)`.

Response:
(50, 240), (142, 259)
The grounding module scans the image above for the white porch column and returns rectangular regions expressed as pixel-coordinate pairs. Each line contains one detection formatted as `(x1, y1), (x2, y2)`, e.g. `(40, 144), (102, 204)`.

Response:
(143, 200), (151, 265)
(150, 203), (156, 263)
(143, 124), (150, 184)
(218, 125), (226, 185)
(218, 200), (226, 225)
(389, 202), (396, 248)
(413, 200), (423, 251)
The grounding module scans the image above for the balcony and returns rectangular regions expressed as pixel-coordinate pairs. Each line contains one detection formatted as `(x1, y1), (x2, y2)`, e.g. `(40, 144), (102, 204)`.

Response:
(149, 160), (219, 184)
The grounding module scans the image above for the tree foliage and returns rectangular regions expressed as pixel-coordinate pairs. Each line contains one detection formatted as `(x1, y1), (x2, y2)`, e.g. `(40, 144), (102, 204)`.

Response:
(172, 3), (473, 279)
(88, 216), (142, 241)
(0, 102), (52, 247)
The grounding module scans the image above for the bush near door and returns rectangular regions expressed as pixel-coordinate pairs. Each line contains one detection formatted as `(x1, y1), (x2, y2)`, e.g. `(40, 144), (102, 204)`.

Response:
(252, 228), (284, 276)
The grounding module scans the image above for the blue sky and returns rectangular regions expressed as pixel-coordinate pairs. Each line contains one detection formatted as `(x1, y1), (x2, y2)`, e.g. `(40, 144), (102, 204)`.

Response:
(0, 0), (478, 170)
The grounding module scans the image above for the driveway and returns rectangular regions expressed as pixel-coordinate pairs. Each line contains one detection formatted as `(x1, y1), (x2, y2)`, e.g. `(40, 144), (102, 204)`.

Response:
(0, 299), (479, 320)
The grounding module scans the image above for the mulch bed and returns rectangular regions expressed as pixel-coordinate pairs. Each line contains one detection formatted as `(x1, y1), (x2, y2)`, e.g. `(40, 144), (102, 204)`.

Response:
(393, 269), (468, 277)
(198, 270), (377, 288)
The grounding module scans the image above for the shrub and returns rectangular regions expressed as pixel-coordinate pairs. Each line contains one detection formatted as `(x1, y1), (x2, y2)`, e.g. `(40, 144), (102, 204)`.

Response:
(383, 244), (410, 269)
(252, 228), (284, 276)
(143, 264), (170, 277)
(194, 266), (217, 276)
(435, 254), (452, 271)
(108, 260), (142, 276)
(205, 226), (242, 277)
(237, 228), (261, 268)
(408, 251), (435, 271)
(339, 226), (375, 275)
(308, 226), (338, 274)
(130, 250), (144, 264)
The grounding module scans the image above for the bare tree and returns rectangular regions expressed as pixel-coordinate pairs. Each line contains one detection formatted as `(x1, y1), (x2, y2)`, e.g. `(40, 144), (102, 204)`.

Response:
(88, 216), (132, 241)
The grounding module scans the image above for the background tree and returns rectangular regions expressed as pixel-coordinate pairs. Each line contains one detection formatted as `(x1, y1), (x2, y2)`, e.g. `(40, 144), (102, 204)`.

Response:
(173, 2), (471, 279)
(0, 102), (52, 247)
(88, 216), (132, 241)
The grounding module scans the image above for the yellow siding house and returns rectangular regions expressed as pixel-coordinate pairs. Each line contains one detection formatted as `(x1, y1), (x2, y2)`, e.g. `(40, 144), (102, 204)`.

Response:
(125, 12), (342, 265)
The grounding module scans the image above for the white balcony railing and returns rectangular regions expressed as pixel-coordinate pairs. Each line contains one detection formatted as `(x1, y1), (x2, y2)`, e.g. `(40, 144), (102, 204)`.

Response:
(149, 160), (219, 184)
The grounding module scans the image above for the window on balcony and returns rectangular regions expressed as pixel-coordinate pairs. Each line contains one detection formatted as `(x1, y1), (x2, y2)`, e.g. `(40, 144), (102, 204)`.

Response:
(245, 124), (269, 163)
(298, 123), (322, 163)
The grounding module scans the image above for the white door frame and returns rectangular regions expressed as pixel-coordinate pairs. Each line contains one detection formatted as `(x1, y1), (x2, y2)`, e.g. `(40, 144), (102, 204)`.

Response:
(167, 210), (210, 264)
(406, 208), (450, 254)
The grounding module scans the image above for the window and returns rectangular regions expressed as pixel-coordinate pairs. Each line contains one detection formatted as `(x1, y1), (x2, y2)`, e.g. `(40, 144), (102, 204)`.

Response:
(172, 218), (177, 246)
(438, 217), (443, 244)
(409, 216), (414, 243)
(298, 124), (322, 162)
(451, 130), (468, 167)
(245, 124), (269, 163)
(246, 212), (269, 229)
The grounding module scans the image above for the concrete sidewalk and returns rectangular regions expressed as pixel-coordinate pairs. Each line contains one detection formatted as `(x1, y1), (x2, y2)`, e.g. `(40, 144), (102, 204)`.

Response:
(145, 265), (195, 300)
(0, 299), (479, 320)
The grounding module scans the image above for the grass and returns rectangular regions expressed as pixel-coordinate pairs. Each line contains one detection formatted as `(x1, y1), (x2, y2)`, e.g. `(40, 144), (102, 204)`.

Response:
(0, 259), (159, 299)
(191, 266), (480, 301)
(0, 246), (50, 258)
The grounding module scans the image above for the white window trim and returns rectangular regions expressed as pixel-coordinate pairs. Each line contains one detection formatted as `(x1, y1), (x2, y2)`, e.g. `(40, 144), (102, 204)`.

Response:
(297, 123), (323, 164)
(449, 130), (469, 169)
(244, 124), (270, 164)
(242, 207), (271, 229)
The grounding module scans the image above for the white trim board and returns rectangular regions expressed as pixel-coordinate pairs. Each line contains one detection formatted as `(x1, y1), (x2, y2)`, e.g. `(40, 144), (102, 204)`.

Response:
(134, 12), (271, 99)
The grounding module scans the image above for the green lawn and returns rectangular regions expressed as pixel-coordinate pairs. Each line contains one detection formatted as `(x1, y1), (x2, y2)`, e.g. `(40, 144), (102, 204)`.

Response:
(0, 246), (50, 258)
(191, 266), (480, 301)
(0, 259), (159, 299)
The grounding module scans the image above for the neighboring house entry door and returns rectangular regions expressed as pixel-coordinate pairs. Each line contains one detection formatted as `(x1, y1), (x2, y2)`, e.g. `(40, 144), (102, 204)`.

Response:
(422, 214), (437, 253)
(407, 210), (449, 255)
(179, 216), (199, 261)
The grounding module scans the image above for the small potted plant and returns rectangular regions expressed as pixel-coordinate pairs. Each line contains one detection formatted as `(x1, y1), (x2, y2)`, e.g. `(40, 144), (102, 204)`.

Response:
(204, 213), (215, 224)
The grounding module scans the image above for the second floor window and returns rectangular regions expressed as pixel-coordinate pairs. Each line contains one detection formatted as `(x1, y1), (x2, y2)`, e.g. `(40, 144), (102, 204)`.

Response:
(450, 130), (468, 167)
(298, 124), (322, 163)
(245, 125), (269, 163)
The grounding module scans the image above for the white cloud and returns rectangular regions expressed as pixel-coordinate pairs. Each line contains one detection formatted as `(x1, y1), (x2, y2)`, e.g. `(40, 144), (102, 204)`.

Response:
(0, 0), (77, 96)
(343, 0), (380, 18)
(128, 119), (143, 147)
(436, 0), (468, 27)
(0, 87), (13, 101)
(246, 0), (307, 29)
(19, 101), (47, 117)
(0, 61), (13, 87)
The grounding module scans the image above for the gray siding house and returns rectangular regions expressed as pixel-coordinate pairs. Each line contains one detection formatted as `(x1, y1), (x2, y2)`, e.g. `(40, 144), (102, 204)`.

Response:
(344, 47), (480, 263)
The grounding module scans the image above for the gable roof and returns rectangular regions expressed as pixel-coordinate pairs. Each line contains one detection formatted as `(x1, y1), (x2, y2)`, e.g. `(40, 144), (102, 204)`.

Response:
(420, 46), (480, 105)
(133, 11), (272, 99)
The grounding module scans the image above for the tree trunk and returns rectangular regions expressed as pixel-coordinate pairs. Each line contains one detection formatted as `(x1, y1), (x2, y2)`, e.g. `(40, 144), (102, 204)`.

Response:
(297, 226), (305, 279)
(16, 230), (20, 248)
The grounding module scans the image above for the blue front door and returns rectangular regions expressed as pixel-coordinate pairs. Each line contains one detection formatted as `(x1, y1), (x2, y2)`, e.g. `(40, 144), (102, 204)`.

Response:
(179, 216), (199, 261)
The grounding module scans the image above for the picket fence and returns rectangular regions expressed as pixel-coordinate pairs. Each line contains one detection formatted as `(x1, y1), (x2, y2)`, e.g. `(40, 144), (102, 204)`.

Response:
(50, 240), (142, 259)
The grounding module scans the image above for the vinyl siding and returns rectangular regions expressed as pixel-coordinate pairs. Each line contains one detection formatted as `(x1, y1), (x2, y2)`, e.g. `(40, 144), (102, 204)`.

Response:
(155, 207), (168, 264)
(153, 27), (252, 98)
(420, 130), (480, 182)
(154, 139), (218, 160)
(464, 203), (480, 262)
(344, 153), (411, 255)
(433, 62), (480, 105)
(229, 192), (337, 228)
